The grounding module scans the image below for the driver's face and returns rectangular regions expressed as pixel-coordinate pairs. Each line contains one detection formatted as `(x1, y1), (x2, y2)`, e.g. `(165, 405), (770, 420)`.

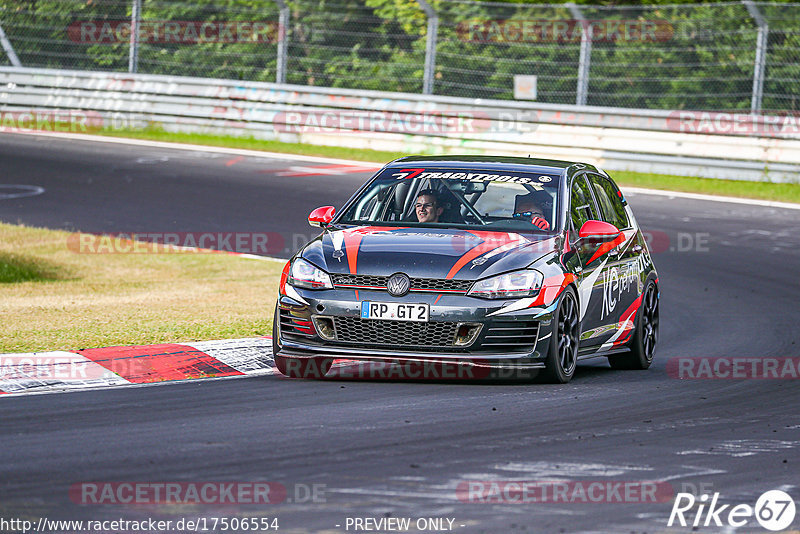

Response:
(416, 195), (441, 223)
(515, 203), (545, 219)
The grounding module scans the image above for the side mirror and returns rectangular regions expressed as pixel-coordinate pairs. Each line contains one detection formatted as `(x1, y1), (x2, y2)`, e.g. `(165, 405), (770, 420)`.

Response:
(308, 206), (335, 227)
(578, 220), (620, 240)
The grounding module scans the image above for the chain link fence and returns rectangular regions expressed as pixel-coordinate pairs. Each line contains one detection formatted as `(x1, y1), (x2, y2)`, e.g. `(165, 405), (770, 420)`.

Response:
(1, 0), (798, 112)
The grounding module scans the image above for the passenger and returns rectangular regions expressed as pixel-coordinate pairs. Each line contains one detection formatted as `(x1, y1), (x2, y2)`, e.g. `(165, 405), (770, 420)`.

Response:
(415, 189), (444, 223)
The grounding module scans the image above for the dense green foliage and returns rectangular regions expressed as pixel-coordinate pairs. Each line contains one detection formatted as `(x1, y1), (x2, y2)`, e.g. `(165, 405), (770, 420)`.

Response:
(1, 0), (798, 110)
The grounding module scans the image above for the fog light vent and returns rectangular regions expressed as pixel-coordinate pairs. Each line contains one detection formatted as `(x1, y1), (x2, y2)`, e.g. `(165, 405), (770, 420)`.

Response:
(454, 323), (482, 346)
(312, 316), (337, 340)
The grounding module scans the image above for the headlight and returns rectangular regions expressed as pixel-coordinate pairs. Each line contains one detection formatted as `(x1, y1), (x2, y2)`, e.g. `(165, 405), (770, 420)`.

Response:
(288, 258), (333, 290)
(467, 269), (543, 299)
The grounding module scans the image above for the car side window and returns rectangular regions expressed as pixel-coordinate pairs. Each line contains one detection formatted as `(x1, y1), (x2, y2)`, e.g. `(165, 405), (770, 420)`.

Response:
(588, 174), (629, 229)
(570, 175), (598, 231)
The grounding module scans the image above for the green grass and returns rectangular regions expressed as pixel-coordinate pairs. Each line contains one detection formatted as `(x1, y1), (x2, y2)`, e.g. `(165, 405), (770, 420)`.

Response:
(0, 251), (74, 283)
(0, 222), (283, 353)
(100, 128), (800, 204)
(611, 170), (800, 204)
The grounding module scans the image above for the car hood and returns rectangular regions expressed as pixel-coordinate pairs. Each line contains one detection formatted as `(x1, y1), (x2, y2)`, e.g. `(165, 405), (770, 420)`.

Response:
(300, 226), (560, 280)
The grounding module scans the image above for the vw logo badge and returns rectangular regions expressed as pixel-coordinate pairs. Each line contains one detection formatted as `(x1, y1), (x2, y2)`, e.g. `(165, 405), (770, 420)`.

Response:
(387, 273), (411, 297)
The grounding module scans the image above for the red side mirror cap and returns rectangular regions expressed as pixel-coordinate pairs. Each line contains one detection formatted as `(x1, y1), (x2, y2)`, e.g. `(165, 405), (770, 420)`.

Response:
(308, 206), (335, 227)
(579, 220), (620, 239)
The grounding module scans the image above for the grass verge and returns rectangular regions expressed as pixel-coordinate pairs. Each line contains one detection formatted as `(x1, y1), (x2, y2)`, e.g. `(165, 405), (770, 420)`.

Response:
(101, 128), (800, 204)
(0, 222), (283, 353)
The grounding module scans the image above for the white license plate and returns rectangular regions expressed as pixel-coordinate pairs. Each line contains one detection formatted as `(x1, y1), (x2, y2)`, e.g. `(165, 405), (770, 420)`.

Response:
(361, 301), (429, 322)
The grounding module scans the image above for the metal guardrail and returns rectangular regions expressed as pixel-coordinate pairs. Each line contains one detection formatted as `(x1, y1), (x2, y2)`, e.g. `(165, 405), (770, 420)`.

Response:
(1, 67), (798, 183)
(3, 1), (799, 113)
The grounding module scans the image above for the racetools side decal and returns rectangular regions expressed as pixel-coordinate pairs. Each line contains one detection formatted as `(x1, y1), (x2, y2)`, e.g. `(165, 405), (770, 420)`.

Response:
(600, 261), (641, 321)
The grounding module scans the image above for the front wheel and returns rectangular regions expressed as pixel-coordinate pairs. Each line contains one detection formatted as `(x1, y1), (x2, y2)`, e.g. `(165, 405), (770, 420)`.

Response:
(609, 280), (659, 370)
(541, 287), (580, 384)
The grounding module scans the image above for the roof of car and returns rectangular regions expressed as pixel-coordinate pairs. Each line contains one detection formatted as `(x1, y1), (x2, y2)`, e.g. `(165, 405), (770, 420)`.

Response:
(387, 155), (583, 174)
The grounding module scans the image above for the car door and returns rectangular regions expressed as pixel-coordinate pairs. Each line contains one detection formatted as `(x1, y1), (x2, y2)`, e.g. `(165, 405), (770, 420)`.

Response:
(585, 173), (643, 347)
(565, 173), (609, 349)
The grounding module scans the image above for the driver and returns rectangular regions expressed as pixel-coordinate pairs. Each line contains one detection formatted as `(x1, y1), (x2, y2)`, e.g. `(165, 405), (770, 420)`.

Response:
(513, 193), (551, 230)
(415, 189), (444, 223)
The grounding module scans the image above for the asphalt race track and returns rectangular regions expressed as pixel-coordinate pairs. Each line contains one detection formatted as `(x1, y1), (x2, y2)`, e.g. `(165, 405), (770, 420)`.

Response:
(1, 133), (799, 533)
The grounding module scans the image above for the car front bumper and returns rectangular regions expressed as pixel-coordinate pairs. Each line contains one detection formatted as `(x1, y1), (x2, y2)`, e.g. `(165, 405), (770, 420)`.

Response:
(275, 287), (557, 369)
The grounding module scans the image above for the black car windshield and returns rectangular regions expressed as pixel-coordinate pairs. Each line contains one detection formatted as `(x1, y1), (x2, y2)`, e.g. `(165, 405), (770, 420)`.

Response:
(337, 167), (561, 232)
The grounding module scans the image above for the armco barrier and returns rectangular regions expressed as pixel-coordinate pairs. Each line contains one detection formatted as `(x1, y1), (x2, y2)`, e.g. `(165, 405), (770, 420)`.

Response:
(1, 67), (799, 183)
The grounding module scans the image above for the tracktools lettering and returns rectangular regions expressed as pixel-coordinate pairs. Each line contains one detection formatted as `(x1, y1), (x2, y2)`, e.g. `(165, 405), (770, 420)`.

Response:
(391, 169), (551, 186)
(668, 490), (796, 531)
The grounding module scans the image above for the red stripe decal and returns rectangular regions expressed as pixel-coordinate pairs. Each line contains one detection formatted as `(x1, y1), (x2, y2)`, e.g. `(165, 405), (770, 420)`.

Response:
(354, 289), (359, 300)
(279, 260), (291, 295)
(344, 233), (364, 274)
(613, 293), (644, 345)
(446, 231), (526, 279)
(399, 168), (425, 180)
(75, 344), (244, 383)
(587, 233), (627, 265)
(433, 294), (442, 305)
(340, 226), (405, 275)
(527, 273), (577, 308)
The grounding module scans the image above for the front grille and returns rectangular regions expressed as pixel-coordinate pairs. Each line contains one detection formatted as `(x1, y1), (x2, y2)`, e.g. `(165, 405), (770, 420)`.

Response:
(481, 320), (539, 352)
(412, 278), (473, 292)
(331, 274), (472, 294)
(331, 274), (388, 288)
(332, 317), (459, 348)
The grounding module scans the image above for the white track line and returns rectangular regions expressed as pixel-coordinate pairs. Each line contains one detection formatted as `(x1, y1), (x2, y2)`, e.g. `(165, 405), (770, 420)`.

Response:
(623, 187), (800, 211)
(9, 130), (384, 167)
(7, 130), (798, 210)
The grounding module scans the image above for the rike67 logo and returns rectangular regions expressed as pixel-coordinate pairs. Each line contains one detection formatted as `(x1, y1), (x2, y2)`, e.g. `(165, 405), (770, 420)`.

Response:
(668, 490), (796, 531)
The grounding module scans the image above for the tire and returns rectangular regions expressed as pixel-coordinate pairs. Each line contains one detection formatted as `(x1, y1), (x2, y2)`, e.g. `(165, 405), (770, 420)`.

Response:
(609, 280), (659, 370)
(541, 287), (580, 384)
(272, 303), (332, 379)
